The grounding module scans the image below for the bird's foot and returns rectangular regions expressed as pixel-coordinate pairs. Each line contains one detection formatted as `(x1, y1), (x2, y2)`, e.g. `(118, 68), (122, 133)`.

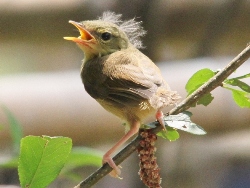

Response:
(102, 155), (122, 179)
(156, 110), (166, 131)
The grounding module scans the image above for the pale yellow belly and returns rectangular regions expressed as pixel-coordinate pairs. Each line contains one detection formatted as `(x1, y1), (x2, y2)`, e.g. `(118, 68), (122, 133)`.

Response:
(96, 98), (156, 127)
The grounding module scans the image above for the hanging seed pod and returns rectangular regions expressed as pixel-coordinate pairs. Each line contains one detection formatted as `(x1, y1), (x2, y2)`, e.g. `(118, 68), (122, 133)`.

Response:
(137, 129), (162, 188)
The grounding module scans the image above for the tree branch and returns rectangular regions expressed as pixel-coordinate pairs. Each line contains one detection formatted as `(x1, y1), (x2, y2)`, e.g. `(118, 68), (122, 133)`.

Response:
(169, 44), (250, 115)
(74, 44), (250, 188)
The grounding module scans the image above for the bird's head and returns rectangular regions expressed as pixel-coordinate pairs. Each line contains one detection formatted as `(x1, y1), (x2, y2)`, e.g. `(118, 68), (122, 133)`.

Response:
(64, 20), (129, 60)
(64, 12), (146, 62)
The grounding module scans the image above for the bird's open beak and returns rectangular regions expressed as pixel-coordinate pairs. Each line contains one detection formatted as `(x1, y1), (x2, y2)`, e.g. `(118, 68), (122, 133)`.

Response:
(64, 21), (95, 43)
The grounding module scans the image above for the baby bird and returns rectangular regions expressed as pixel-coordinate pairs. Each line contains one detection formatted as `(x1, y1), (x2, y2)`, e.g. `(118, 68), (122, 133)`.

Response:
(64, 12), (180, 178)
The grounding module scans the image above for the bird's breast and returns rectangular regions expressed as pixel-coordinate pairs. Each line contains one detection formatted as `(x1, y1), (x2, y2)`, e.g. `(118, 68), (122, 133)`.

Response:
(80, 58), (108, 99)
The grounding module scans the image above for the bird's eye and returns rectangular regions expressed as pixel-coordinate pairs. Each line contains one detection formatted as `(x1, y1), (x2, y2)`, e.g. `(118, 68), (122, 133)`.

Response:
(101, 32), (111, 41)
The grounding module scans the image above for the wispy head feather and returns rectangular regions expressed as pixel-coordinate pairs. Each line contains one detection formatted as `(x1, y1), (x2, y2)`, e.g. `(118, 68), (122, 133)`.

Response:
(99, 11), (146, 49)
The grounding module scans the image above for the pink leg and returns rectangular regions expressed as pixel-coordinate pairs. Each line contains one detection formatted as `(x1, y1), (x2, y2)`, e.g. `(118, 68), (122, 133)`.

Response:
(103, 121), (141, 178)
(155, 110), (166, 130)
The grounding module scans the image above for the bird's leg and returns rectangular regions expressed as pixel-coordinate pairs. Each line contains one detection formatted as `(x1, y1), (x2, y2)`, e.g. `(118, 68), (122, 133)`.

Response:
(155, 110), (166, 130)
(102, 121), (140, 178)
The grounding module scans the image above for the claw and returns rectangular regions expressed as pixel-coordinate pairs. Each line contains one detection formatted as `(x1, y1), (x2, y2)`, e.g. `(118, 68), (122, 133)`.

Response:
(103, 155), (122, 179)
(101, 121), (140, 179)
(109, 167), (123, 179)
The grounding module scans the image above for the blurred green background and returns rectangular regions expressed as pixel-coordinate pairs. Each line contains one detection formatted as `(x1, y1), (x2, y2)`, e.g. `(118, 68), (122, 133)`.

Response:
(1, 0), (250, 188)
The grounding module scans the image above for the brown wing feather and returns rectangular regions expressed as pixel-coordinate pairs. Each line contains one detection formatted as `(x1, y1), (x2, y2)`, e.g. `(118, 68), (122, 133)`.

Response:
(101, 48), (171, 108)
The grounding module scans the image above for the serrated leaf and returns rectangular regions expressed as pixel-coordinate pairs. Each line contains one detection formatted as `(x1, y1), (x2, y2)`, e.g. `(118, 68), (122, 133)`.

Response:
(18, 136), (72, 188)
(230, 89), (250, 108)
(164, 112), (207, 135)
(185, 68), (215, 95)
(224, 79), (250, 93)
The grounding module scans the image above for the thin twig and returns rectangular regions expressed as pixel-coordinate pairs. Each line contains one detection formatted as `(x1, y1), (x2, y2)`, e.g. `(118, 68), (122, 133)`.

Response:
(74, 44), (250, 188)
(169, 44), (250, 115)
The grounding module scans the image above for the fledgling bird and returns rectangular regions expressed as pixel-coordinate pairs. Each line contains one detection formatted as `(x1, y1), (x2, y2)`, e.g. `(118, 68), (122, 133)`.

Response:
(64, 12), (180, 178)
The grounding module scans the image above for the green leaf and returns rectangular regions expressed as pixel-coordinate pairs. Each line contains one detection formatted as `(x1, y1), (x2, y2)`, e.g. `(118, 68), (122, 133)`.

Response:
(18, 136), (72, 188)
(197, 93), (214, 106)
(185, 68), (215, 95)
(227, 88), (250, 108)
(164, 111), (207, 135)
(228, 73), (250, 80)
(224, 79), (250, 93)
(1, 105), (23, 153)
(185, 68), (215, 106)
(232, 90), (250, 107)
(149, 111), (206, 139)
(157, 127), (179, 141)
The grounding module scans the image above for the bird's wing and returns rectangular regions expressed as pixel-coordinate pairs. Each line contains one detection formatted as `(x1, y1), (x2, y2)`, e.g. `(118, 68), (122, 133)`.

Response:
(102, 49), (169, 107)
